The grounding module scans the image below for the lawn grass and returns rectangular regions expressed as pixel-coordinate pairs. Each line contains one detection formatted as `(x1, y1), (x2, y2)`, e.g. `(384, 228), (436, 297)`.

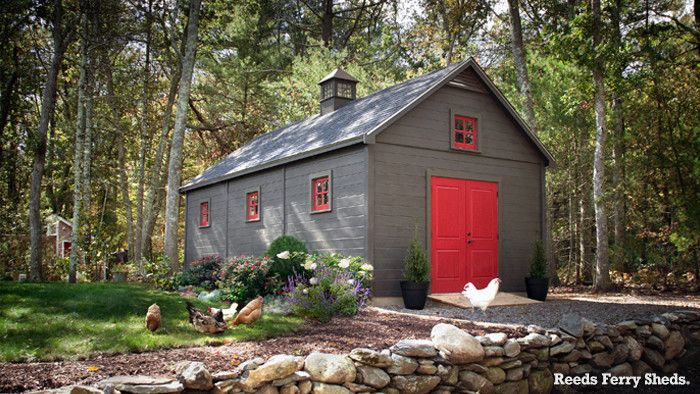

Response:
(0, 282), (303, 362)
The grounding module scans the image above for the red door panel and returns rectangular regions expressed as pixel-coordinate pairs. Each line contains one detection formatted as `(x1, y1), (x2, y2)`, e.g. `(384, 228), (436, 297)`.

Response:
(431, 176), (498, 293)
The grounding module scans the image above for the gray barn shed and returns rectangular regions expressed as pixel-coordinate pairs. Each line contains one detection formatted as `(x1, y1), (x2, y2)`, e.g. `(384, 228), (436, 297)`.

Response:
(181, 58), (553, 296)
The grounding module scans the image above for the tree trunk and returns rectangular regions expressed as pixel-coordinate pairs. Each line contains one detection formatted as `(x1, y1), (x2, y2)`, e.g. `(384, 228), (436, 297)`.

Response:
(321, 0), (333, 48)
(29, 0), (70, 281)
(506, 0), (536, 132)
(106, 65), (135, 259)
(611, 0), (626, 271)
(134, 0), (153, 271)
(591, 0), (611, 291)
(164, 0), (201, 270)
(69, 12), (90, 283)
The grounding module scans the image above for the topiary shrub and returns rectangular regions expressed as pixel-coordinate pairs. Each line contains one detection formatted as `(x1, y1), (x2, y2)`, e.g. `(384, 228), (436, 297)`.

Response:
(529, 240), (548, 279)
(403, 231), (430, 283)
(265, 235), (308, 287)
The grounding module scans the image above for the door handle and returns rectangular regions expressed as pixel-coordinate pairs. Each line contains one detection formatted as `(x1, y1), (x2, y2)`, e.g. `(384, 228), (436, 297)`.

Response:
(467, 240), (472, 244)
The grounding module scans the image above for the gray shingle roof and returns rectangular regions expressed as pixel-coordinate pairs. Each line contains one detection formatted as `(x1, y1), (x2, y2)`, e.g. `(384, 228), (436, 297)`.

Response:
(181, 59), (553, 192)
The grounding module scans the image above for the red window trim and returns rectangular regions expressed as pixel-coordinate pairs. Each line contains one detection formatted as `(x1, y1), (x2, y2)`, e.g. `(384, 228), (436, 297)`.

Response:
(199, 201), (210, 227)
(246, 191), (260, 221)
(311, 176), (330, 212)
(453, 114), (477, 151)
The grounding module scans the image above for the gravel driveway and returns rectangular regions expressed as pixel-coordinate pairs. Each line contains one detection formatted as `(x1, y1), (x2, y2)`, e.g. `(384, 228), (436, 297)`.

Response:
(377, 291), (700, 329)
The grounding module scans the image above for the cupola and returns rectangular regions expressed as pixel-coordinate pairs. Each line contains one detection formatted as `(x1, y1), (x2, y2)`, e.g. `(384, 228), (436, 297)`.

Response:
(319, 68), (359, 115)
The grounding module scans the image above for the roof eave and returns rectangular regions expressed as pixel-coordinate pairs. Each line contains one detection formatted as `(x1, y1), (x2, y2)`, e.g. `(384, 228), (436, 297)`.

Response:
(180, 136), (366, 193)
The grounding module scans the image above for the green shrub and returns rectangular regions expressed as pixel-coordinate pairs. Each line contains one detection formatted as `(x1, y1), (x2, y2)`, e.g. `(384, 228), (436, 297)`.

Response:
(403, 232), (429, 283)
(178, 255), (224, 290)
(529, 240), (548, 279)
(143, 254), (174, 289)
(305, 253), (374, 288)
(265, 235), (308, 289)
(218, 256), (272, 304)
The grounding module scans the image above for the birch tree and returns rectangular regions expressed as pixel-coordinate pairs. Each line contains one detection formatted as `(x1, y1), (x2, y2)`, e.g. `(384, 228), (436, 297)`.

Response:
(28, 0), (74, 281)
(591, 0), (611, 291)
(164, 0), (201, 269)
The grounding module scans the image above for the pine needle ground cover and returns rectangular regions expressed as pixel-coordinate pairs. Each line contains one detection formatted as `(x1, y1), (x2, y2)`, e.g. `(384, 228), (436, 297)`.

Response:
(0, 282), (302, 362)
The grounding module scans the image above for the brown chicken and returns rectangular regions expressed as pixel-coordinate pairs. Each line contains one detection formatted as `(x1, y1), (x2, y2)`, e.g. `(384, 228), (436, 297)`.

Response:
(232, 296), (263, 326)
(186, 301), (227, 334)
(145, 303), (161, 332)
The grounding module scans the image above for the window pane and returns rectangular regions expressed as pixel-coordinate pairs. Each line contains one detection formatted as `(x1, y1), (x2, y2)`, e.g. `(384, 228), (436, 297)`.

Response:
(316, 195), (323, 206)
(323, 194), (329, 204)
(322, 180), (328, 191)
(338, 82), (352, 98)
(455, 131), (464, 143)
(466, 133), (473, 144)
(455, 118), (465, 130)
(465, 120), (473, 132)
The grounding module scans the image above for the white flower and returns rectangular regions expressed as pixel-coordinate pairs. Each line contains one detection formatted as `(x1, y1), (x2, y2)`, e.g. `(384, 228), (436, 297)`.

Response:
(276, 251), (291, 259)
(310, 263), (317, 270)
(347, 279), (355, 285)
(309, 277), (319, 285)
(339, 258), (351, 269)
(360, 263), (374, 271)
(302, 288), (309, 294)
(303, 259), (315, 270)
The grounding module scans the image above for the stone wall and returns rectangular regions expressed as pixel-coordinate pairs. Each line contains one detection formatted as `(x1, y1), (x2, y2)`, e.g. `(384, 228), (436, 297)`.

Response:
(61, 310), (700, 394)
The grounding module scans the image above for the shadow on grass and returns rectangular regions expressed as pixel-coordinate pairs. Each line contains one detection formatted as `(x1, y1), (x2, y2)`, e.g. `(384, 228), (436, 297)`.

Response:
(0, 282), (302, 362)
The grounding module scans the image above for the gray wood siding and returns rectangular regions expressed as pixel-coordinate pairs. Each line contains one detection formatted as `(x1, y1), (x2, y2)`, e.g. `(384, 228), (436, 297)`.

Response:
(371, 72), (545, 296)
(284, 146), (369, 257)
(227, 168), (285, 256)
(185, 182), (228, 264)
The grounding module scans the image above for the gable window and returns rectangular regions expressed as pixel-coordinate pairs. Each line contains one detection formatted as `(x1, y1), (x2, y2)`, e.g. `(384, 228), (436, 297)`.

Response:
(452, 114), (478, 151)
(199, 201), (210, 227)
(311, 175), (331, 212)
(246, 191), (260, 221)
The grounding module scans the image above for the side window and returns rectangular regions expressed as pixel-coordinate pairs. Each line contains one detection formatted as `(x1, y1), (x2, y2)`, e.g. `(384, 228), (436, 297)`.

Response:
(246, 190), (260, 221)
(199, 201), (210, 227)
(311, 174), (331, 213)
(452, 114), (478, 151)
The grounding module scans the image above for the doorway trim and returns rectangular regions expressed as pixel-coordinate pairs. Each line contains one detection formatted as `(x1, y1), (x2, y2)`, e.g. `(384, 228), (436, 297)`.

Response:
(425, 168), (503, 294)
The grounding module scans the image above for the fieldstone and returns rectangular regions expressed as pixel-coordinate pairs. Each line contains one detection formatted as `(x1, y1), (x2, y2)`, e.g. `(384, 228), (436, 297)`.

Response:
(390, 375), (441, 394)
(431, 323), (485, 364)
(272, 371), (311, 387)
(517, 333), (550, 348)
(570, 364), (592, 375)
(355, 365), (390, 389)
(616, 320), (638, 334)
(69, 386), (103, 394)
(298, 380), (312, 394)
(479, 332), (509, 346)
(576, 337), (586, 349)
(652, 323), (670, 339)
(528, 348), (548, 361)
(559, 314), (586, 337)
(503, 339), (521, 358)
(527, 324), (546, 334)
(594, 335), (613, 349)
(485, 367), (506, 384)
(238, 357), (266, 371)
(494, 380), (528, 394)
(343, 382), (373, 393)
(384, 388), (400, 394)
(304, 353), (356, 384)
(390, 339), (437, 358)
(311, 383), (351, 394)
(212, 379), (245, 394)
(607, 362), (633, 377)
(550, 341), (575, 356)
(528, 369), (553, 394)
(552, 362), (569, 375)
(663, 361), (679, 374)
(98, 376), (183, 394)
(484, 346), (505, 357)
(580, 349), (592, 360)
(559, 349), (581, 363)
(664, 331), (685, 360)
(415, 363), (437, 375)
(642, 348), (665, 370)
(632, 360), (652, 375)
(245, 355), (300, 388)
(505, 367), (523, 381)
(436, 365), (458, 385)
(636, 325), (652, 337)
(212, 371), (241, 382)
(348, 348), (393, 368)
(258, 384), (280, 394)
(588, 340), (606, 353)
(499, 359), (522, 369)
(280, 383), (299, 394)
(646, 335), (665, 352)
(548, 334), (562, 346)
(386, 354), (418, 375)
(174, 361), (213, 391)
(626, 337), (643, 361)
(457, 371), (494, 394)
(481, 357), (504, 367)
(612, 343), (630, 364)
(590, 352), (614, 369)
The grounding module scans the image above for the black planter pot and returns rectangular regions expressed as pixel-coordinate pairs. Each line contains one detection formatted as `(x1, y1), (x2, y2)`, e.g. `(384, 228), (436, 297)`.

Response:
(525, 277), (549, 301)
(400, 280), (429, 310)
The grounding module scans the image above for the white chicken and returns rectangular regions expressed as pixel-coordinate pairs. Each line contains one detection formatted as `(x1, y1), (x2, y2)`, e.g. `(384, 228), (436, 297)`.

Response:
(208, 303), (239, 322)
(462, 278), (502, 315)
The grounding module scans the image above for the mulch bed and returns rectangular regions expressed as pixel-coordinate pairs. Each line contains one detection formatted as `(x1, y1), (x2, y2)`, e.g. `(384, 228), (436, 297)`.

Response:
(0, 309), (524, 392)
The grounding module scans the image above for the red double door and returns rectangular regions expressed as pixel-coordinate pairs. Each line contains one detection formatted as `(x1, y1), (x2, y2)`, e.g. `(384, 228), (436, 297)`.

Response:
(430, 177), (498, 293)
